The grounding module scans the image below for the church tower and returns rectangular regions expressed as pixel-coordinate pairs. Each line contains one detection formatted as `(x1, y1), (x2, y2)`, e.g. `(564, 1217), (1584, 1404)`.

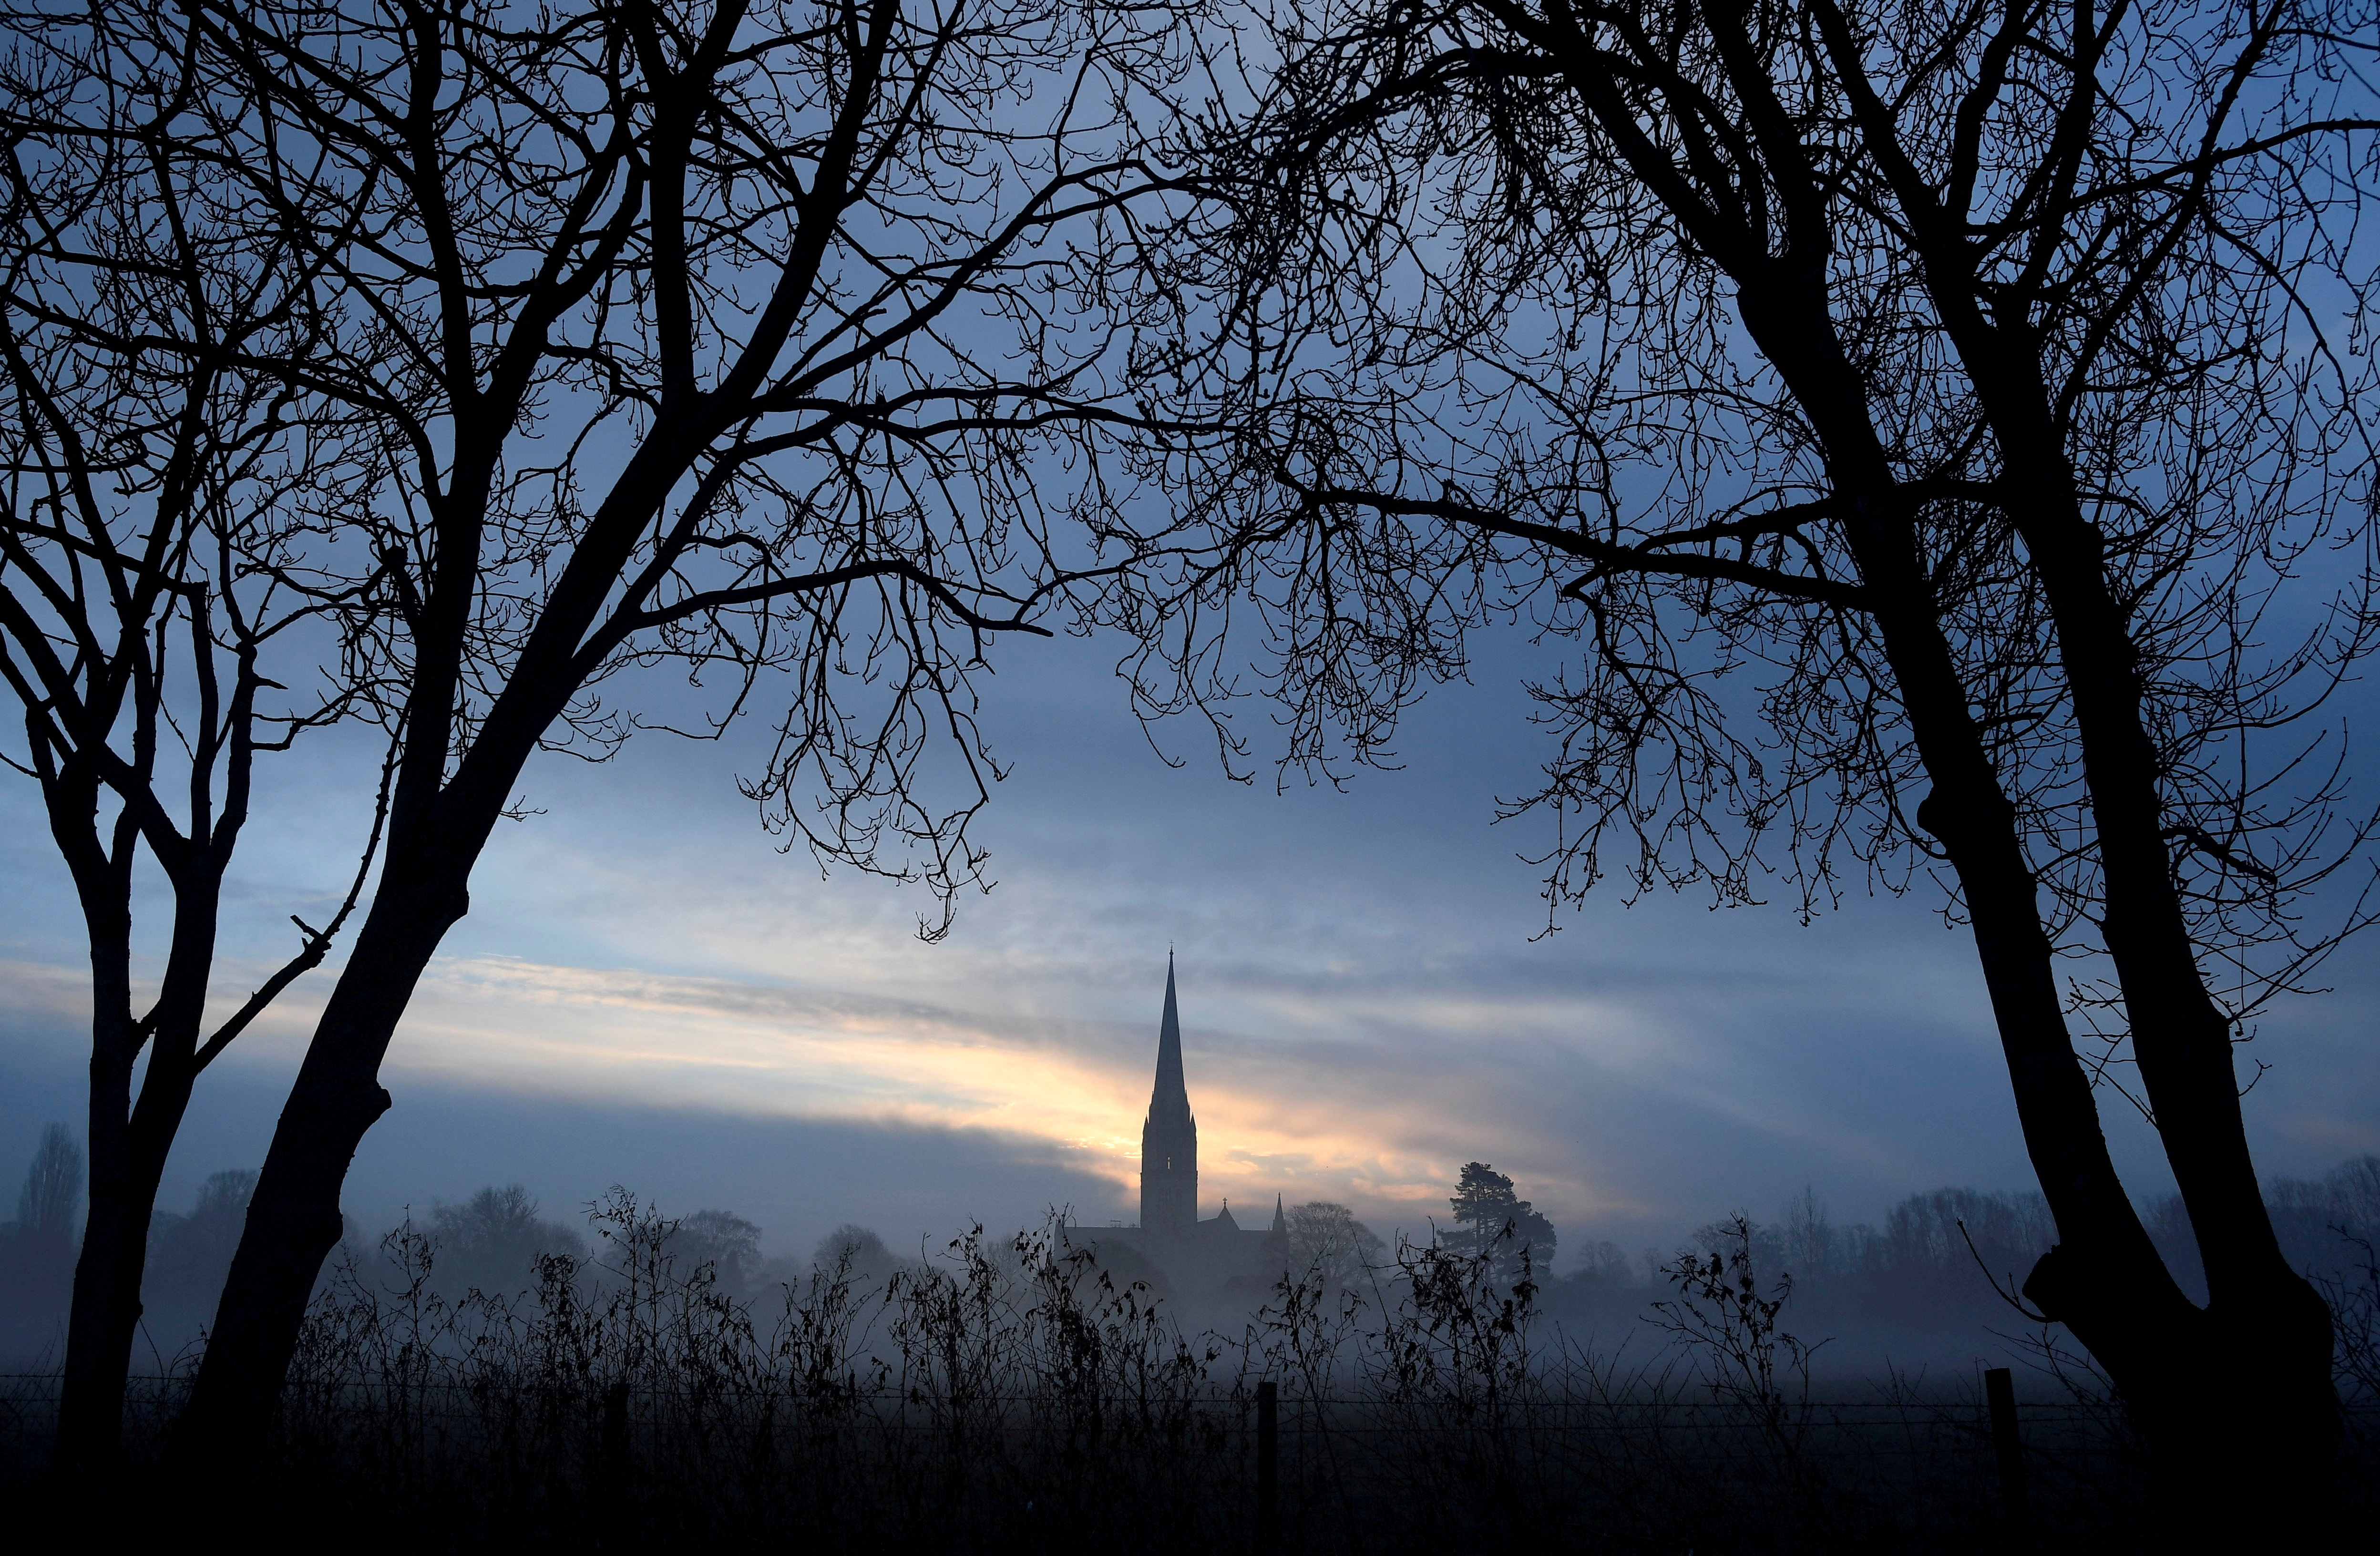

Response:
(1139, 955), (1198, 1233)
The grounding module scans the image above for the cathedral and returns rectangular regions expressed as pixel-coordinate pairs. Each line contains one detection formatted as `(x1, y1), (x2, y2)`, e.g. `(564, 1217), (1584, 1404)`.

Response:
(1079, 957), (1291, 1300)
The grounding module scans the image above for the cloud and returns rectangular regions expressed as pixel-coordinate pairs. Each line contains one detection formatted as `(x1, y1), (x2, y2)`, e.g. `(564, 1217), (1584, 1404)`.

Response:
(5, 629), (2376, 1268)
(359, 951), (1649, 1228)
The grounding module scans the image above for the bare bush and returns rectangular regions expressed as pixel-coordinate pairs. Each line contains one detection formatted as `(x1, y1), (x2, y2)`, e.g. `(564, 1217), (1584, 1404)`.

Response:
(12, 1197), (2329, 1550)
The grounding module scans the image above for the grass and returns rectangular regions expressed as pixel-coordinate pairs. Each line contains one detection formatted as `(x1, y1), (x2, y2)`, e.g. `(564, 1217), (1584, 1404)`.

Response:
(4, 1194), (2371, 1553)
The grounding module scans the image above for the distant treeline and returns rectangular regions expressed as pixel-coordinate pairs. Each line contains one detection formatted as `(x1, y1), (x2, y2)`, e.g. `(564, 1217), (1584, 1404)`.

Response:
(4, 1180), (2372, 1553)
(2, 1122), (2376, 1367)
(1544, 1157), (2380, 1362)
(0, 1148), (905, 1360)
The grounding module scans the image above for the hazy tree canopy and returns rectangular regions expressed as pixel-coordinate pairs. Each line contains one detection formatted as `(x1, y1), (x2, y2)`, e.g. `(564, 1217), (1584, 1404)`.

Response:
(1444, 1163), (1556, 1280)
(1564, 1239), (1631, 1288)
(426, 1186), (587, 1297)
(1880, 1189), (2056, 1285)
(15, 1124), (82, 1247)
(1777, 1187), (1836, 1283)
(814, 1224), (903, 1284)
(1286, 1201), (1385, 1289)
(139, 1171), (264, 1342)
(0, 1124), (84, 1353)
(670, 1209), (764, 1299)
(1540, 1162), (2380, 1339)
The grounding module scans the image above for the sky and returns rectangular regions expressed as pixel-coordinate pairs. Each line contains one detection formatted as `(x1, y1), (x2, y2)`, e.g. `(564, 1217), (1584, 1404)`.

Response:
(3, 617), (2376, 1272)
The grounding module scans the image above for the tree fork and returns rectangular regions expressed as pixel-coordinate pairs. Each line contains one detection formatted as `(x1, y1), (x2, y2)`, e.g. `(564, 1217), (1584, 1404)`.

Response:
(1734, 287), (2207, 1438)
(50, 778), (226, 1474)
(1795, 0), (2346, 1506)
(2003, 456), (2340, 1521)
(1847, 10), (2336, 1411)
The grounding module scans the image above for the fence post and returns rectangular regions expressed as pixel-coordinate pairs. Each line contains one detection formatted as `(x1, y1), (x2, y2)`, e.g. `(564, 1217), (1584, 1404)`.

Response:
(1255, 1378), (1279, 1555)
(1985, 1366), (2030, 1548)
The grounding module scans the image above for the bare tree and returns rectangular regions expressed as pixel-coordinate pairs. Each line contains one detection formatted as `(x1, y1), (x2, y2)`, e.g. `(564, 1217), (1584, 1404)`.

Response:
(13, 1123), (85, 1248)
(0, 1124), (85, 1349)
(0, 2), (404, 1473)
(1286, 1198), (1385, 1289)
(1118, 0), (2378, 1529)
(5, 0), (1195, 1479)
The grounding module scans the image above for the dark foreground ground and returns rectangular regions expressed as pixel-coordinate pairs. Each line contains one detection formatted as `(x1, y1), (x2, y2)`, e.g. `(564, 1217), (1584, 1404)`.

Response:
(2, 1373), (2374, 1554)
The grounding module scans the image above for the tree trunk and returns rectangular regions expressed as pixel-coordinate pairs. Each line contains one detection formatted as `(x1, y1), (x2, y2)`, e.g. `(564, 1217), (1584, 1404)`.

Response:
(46, 795), (219, 1478)
(1851, 92), (2345, 1509)
(57, 1036), (144, 1481)
(57, 1066), (193, 1480)
(166, 854), (471, 1485)
(1725, 279), (2316, 1528)
(1997, 413), (2337, 1532)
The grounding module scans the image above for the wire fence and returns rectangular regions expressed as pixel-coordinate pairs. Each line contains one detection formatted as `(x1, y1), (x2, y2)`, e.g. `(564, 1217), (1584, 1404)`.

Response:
(0, 1372), (2114, 1504)
(0, 1370), (2233, 1428)
(6, 1366), (2351, 1554)
(5, 1199), (2372, 1552)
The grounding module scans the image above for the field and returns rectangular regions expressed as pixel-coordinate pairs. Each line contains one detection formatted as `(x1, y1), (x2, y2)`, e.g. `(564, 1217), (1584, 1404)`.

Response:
(6, 1197), (2373, 1552)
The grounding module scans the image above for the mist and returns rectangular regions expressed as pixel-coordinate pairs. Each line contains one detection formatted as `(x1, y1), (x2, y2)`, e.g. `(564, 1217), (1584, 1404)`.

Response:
(10, 1105), (2376, 1380)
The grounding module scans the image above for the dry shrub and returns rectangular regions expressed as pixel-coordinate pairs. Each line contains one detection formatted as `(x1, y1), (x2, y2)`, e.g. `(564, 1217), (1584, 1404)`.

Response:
(11, 1196), (2373, 1551)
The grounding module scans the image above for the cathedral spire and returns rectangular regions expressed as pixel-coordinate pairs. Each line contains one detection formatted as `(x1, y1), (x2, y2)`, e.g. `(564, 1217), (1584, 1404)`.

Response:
(1139, 953), (1198, 1232)
(1151, 952), (1189, 1123)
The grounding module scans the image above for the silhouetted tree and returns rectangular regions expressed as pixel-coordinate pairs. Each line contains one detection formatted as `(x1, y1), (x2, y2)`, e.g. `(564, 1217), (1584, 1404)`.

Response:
(0, 0), (1203, 1481)
(1286, 1199), (1385, 1289)
(0, 4), (399, 1468)
(1119, 0), (2377, 1528)
(1443, 1163), (1554, 1282)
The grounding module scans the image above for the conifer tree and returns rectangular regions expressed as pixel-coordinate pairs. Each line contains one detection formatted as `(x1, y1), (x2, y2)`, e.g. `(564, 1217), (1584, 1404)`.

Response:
(1445, 1163), (1555, 1282)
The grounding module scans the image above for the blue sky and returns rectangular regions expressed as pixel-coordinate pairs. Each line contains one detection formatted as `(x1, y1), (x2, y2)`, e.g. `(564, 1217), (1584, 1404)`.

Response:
(3, 618), (2375, 1270)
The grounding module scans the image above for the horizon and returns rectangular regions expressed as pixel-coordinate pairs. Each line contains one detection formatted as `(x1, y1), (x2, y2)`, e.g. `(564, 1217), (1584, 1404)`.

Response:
(6, 627), (2375, 1272)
